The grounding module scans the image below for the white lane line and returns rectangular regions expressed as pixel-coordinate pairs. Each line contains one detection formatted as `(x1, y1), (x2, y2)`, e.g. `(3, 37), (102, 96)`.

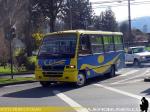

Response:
(93, 84), (150, 101)
(111, 69), (150, 85)
(119, 70), (139, 77)
(53, 90), (89, 112)
(114, 79), (143, 85)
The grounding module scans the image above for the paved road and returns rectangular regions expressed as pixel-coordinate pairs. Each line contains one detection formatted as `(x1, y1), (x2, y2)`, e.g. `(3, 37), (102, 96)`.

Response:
(1, 64), (150, 112)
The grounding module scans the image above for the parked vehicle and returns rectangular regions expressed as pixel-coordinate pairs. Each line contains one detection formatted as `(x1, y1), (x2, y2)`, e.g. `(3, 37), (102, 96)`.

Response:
(125, 46), (150, 66)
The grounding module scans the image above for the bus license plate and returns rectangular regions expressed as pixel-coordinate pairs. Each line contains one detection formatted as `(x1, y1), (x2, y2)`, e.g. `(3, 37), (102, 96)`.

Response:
(49, 77), (58, 81)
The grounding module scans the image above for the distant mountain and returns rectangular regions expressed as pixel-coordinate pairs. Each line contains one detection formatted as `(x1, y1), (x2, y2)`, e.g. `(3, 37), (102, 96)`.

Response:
(131, 16), (150, 33)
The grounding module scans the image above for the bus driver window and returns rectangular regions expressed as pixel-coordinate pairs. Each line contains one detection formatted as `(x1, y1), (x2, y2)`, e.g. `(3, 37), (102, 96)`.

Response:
(78, 35), (91, 55)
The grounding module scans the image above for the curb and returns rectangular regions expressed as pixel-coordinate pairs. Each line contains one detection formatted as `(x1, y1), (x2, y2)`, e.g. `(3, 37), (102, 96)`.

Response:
(144, 77), (150, 82)
(0, 81), (37, 87)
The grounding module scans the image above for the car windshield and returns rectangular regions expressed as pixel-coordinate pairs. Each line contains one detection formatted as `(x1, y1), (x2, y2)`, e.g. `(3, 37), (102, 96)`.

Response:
(132, 47), (145, 53)
(38, 34), (77, 58)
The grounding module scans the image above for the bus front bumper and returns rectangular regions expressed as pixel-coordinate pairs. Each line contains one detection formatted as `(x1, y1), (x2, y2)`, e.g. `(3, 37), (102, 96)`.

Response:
(35, 69), (78, 82)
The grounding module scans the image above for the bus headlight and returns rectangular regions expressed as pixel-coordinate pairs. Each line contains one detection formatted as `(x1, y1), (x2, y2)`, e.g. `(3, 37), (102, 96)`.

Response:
(66, 65), (76, 69)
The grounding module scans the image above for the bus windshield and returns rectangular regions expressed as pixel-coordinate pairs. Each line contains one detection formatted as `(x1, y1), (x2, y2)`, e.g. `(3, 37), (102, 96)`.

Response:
(38, 34), (77, 58)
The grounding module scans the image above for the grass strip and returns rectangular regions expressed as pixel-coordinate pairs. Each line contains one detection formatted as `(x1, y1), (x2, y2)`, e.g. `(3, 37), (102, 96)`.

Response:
(0, 77), (35, 84)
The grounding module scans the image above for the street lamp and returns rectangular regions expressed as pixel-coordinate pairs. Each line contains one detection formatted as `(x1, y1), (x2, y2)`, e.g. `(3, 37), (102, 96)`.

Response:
(5, 25), (16, 79)
(9, 26), (16, 79)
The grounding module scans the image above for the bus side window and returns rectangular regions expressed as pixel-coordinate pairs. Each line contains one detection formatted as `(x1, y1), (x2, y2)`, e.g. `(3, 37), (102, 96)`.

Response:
(90, 35), (104, 54)
(114, 36), (124, 51)
(103, 35), (114, 52)
(78, 35), (91, 55)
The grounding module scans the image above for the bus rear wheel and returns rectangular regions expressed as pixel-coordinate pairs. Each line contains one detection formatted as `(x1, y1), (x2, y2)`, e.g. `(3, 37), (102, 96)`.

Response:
(40, 81), (51, 87)
(75, 73), (86, 87)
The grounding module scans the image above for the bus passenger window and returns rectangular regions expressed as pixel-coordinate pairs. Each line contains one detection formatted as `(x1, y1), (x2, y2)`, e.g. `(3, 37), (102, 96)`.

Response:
(103, 36), (114, 52)
(78, 35), (91, 55)
(90, 35), (104, 54)
(114, 36), (123, 51)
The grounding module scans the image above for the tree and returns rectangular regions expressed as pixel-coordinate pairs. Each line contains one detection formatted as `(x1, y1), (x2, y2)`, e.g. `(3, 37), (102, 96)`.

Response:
(33, 0), (65, 32)
(32, 32), (44, 48)
(119, 21), (128, 43)
(119, 21), (135, 45)
(0, 0), (43, 57)
(63, 0), (93, 30)
(93, 16), (101, 30)
(0, 0), (32, 59)
(94, 8), (118, 32)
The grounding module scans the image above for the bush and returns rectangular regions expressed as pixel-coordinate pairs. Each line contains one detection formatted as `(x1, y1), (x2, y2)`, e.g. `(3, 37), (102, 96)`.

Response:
(25, 56), (37, 70)
(14, 48), (37, 71)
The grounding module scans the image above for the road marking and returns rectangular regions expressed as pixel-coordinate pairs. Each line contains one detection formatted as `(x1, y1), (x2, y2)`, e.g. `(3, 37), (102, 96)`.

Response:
(53, 90), (89, 112)
(113, 79), (143, 85)
(111, 69), (150, 85)
(5, 84), (31, 88)
(119, 70), (139, 77)
(4, 82), (38, 88)
(93, 84), (150, 101)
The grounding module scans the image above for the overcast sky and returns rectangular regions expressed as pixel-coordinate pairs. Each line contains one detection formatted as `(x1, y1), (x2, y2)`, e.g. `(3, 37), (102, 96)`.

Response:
(90, 0), (150, 22)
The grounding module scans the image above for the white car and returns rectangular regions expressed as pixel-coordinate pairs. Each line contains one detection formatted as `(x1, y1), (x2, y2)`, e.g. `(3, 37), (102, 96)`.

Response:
(125, 46), (150, 66)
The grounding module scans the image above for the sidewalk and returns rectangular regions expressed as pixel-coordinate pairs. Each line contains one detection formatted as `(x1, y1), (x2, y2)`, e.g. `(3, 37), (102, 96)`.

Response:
(0, 72), (34, 77)
(0, 80), (37, 87)
(0, 73), (36, 87)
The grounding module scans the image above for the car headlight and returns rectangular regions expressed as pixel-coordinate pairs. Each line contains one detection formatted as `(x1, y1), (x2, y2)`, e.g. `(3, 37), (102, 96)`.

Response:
(140, 56), (145, 60)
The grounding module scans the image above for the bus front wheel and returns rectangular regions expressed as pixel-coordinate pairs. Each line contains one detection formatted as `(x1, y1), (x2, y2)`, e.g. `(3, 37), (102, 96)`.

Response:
(75, 73), (86, 87)
(40, 81), (51, 87)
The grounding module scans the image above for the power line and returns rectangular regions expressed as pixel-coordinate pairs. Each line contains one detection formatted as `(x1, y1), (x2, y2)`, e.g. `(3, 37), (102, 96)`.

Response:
(92, 0), (150, 6)
(91, 0), (135, 5)
(93, 1), (150, 9)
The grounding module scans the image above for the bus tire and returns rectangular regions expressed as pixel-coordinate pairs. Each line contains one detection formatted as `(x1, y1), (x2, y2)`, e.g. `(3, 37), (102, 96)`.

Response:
(75, 73), (86, 87)
(40, 81), (51, 87)
(110, 65), (115, 77)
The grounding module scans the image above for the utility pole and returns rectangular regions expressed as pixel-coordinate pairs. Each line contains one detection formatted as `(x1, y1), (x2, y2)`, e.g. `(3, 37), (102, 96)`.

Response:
(128, 0), (131, 46)
(9, 26), (16, 79)
(69, 0), (72, 30)
(10, 37), (13, 79)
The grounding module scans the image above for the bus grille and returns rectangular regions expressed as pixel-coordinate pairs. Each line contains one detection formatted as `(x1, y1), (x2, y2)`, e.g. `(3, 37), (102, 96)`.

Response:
(42, 66), (64, 77)
(42, 65), (64, 71)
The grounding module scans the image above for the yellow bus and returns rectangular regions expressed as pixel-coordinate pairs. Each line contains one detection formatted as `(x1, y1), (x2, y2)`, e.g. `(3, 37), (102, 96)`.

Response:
(35, 30), (125, 87)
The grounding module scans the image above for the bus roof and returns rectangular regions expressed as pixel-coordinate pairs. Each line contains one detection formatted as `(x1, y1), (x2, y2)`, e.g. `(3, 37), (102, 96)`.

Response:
(45, 30), (123, 36)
